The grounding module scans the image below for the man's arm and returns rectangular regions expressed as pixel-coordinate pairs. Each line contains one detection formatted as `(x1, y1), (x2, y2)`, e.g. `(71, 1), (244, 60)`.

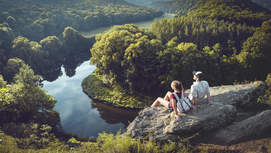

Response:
(190, 85), (197, 105)
(207, 93), (210, 103)
(206, 81), (210, 103)
(191, 97), (197, 105)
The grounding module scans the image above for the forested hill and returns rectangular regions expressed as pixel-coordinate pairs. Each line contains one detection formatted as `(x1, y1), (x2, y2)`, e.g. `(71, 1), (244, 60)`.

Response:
(126, 0), (271, 17)
(0, 0), (162, 40)
(188, 0), (271, 26)
(150, 0), (199, 15)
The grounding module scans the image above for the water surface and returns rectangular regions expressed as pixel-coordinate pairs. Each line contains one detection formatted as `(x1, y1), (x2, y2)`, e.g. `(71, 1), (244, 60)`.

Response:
(43, 13), (174, 138)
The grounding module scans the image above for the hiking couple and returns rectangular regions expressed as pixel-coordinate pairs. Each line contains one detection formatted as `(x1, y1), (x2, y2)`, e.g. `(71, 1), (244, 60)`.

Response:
(151, 71), (210, 120)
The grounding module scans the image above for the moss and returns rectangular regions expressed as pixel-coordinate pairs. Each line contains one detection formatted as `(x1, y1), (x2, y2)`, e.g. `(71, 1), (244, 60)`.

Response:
(82, 71), (154, 109)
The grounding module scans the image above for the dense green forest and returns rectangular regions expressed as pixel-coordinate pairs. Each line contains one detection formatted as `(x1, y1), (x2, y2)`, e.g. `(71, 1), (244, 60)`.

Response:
(0, 0), (162, 80)
(0, 0), (166, 152)
(0, 0), (162, 40)
(0, 24), (94, 81)
(129, 0), (271, 16)
(1, 0), (271, 152)
(150, 0), (199, 15)
(188, 0), (271, 26)
(86, 0), (271, 108)
(0, 63), (193, 152)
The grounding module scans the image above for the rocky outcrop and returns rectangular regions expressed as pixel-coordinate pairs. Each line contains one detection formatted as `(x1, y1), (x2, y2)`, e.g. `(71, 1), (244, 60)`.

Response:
(124, 81), (269, 144)
(125, 104), (237, 141)
(210, 81), (266, 107)
(210, 110), (271, 145)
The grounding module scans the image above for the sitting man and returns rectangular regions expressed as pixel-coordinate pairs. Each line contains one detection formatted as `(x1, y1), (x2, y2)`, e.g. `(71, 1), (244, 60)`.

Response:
(189, 71), (210, 105)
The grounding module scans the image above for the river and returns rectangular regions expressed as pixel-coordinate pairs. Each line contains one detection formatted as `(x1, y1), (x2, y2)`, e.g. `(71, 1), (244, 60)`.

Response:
(43, 13), (174, 138)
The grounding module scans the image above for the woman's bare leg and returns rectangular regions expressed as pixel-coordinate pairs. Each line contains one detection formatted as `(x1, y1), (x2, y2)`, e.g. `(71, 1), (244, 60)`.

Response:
(151, 97), (169, 109)
(164, 91), (172, 101)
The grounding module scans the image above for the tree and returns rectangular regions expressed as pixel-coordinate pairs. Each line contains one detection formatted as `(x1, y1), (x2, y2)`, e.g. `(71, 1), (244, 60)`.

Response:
(3, 58), (25, 83)
(91, 24), (163, 95)
(40, 36), (62, 54)
(11, 36), (46, 73)
(0, 23), (15, 49)
(236, 19), (271, 80)
(62, 26), (91, 52)
(0, 65), (56, 123)
(0, 75), (6, 88)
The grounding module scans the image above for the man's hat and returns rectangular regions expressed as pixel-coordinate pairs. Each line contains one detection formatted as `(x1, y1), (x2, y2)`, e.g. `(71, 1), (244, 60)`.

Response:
(192, 71), (203, 78)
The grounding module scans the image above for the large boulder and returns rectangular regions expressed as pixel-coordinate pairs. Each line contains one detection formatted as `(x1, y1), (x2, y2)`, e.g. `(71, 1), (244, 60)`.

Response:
(210, 110), (271, 145)
(124, 81), (266, 141)
(210, 81), (265, 107)
(125, 103), (237, 141)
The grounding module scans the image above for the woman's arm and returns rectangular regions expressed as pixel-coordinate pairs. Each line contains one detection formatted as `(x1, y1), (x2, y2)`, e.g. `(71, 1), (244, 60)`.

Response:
(171, 98), (178, 115)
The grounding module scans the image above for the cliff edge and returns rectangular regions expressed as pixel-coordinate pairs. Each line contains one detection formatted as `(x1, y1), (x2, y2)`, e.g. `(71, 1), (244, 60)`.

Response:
(124, 81), (269, 145)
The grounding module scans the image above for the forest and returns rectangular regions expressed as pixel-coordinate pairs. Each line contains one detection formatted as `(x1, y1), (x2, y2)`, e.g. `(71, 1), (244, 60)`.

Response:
(0, 0), (162, 40)
(130, 0), (271, 16)
(86, 0), (271, 108)
(1, 0), (271, 152)
(0, 0), (163, 80)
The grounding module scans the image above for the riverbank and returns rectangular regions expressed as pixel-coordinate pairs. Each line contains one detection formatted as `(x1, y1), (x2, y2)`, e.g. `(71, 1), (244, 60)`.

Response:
(82, 72), (154, 109)
(80, 13), (175, 38)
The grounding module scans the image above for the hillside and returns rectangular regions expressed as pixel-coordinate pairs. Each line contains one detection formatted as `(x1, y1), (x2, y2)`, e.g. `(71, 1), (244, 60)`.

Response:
(132, 0), (271, 17)
(188, 0), (271, 26)
(150, 0), (199, 15)
(0, 0), (162, 40)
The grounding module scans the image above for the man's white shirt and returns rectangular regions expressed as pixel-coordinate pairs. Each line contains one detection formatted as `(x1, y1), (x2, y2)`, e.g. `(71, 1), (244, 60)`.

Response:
(189, 81), (210, 102)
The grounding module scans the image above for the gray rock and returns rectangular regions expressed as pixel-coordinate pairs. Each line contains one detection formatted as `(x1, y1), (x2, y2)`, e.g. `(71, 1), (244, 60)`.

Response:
(211, 110), (271, 145)
(210, 81), (265, 106)
(124, 81), (267, 142)
(125, 104), (237, 141)
(164, 104), (236, 135)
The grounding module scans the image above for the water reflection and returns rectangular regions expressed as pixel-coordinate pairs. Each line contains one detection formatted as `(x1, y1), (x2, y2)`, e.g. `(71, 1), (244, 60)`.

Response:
(43, 61), (139, 138)
(42, 15), (175, 137)
(91, 101), (139, 126)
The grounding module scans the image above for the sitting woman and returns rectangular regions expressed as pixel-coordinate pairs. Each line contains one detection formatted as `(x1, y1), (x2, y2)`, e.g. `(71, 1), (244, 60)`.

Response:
(151, 80), (184, 119)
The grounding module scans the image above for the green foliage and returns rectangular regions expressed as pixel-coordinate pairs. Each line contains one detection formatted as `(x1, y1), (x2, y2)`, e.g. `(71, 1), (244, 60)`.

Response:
(0, 49), (7, 75)
(236, 19), (271, 80)
(3, 58), (25, 82)
(0, 0), (162, 40)
(62, 26), (91, 52)
(0, 75), (6, 88)
(0, 64), (56, 123)
(91, 24), (163, 95)
(11, 36), (46, 73)
(82, 72), (153, 108)
(0, 22), (14, 48)
(188, 0), (271, 26)
(40, 36), (62, 54)
(258, 73), (271, 106)
(157, 42), (223, 89)
(95, 132), (189, 153)
(151, 16), (255, 52)
(152, 0), (199, 15)
(1, 123), (56, 149)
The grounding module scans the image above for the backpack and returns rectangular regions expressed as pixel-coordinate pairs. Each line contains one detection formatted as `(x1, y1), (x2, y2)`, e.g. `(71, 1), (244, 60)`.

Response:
(173, 92), (192, 113)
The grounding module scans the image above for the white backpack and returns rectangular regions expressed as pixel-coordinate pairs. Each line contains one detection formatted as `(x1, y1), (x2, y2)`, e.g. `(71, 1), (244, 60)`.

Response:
(173, 92), (192, 113)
